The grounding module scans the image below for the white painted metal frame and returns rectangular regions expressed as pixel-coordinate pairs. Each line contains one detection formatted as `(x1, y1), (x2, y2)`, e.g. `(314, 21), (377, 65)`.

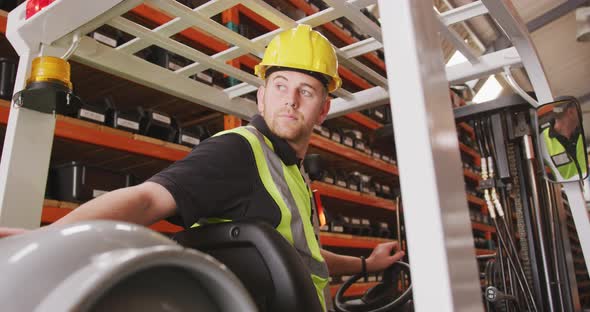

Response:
(2, 0), (588, 310)
(378, 0), (483, 310)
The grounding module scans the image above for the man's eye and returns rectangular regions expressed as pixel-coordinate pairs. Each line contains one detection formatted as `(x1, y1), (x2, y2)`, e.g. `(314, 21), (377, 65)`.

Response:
(301, 89), (312, 97)
(276, 84), (286, 91)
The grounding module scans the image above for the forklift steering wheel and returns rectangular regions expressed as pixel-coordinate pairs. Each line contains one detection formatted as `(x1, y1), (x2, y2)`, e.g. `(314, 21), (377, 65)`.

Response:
(334, 261), (412, 312)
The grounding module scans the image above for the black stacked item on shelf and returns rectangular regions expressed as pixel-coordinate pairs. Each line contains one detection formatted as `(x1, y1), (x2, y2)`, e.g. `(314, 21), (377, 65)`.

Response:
(176, 124), (211, 148)
(0, 0), (24, 11)
(321, 169), (336, 185)
(354, 137), (367, 153)
(341, 215), (355, 234)
(372, 149), (382, 161)
(89, 25), (121, 48)
(329, 214), (347, 234)
(142, 46), (170, 69)
(334, 171), (348, 189)
(312, 124), (330, 138)
(340, 129), (356, 148)
(376, 183), (395, 199)
(344, 129), (368, 152)
(372, 181), (382, 196)
(368, 105), (391, 124)
(0, 57), (17, 100)
(371, 221), (392, 238)
(473, 232), (487, 249)
(302, 154), (324, 181)
(359, 218), (372, 236)
(346, 171), (361, 192)
(49, 161), (135, 203)
(359, 174), (375, 195)
(112, 108), (142, 133)
(91, 96), (142, 133)
(175, 0), (210, 9)
(76, 97), (114, 125)
(191, 70), (214, 86)
(372, 122), (397, 161)
(330, 128), (342, 144)
(137, 107), (178, 142)
(349, 217), (363, 235)
(139, 46), (191, 72)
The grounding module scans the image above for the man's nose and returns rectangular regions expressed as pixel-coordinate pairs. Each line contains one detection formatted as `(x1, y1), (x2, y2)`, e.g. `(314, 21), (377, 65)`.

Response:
(284, 90), (299, 109)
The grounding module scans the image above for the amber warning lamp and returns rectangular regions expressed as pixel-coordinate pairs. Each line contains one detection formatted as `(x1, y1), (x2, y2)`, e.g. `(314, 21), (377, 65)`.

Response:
(13, 56), (81, 115)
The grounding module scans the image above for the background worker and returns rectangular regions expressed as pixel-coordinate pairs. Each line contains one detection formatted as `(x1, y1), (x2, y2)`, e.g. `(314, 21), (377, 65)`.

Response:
(541, 98), (587, 180)
(0, 25), (404, 310)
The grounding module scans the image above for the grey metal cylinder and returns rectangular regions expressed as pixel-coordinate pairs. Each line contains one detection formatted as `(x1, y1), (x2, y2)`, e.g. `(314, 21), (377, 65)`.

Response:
(0, 220), (257, 312)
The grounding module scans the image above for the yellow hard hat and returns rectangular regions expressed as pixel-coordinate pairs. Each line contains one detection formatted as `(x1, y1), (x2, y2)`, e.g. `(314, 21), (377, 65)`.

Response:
(255, 24), (342, 93)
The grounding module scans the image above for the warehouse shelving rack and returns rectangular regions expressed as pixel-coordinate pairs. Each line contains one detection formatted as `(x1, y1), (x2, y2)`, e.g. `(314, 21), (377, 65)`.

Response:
(1, 0), (589, 311)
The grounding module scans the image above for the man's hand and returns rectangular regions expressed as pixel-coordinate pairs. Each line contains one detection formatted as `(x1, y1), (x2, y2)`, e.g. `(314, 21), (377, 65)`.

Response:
(366, 241), (405, 273)
(0, 227), (28, 238)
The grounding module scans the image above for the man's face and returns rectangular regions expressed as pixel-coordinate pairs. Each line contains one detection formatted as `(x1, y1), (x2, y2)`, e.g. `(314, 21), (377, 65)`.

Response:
(257, 70), (331, 146)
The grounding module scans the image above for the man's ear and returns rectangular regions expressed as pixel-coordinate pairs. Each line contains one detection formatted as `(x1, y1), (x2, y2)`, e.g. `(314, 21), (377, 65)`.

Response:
(317, 97), (331, 125)
(257, 85), (266, 114)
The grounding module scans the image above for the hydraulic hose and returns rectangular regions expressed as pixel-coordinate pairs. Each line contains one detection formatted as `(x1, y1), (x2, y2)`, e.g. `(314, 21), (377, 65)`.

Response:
(475, 120), (538, 312)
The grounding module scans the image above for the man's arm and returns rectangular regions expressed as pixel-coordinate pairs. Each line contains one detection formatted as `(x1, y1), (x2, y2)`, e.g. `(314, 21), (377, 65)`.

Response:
(321, 241), (405, 276)
(0, 181), (176, 237)
(54, 181), (176, 226)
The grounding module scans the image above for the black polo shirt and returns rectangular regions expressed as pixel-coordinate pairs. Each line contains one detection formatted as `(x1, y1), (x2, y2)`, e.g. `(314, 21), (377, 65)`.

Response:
(148, 114), (300, 228)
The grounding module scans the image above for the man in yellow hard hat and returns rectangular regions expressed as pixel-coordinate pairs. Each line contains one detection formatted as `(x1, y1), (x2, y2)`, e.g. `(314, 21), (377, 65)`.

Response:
(0, 25), (403, 310)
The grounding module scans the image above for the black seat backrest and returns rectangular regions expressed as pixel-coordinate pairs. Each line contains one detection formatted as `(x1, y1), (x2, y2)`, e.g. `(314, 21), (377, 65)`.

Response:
(173, 220), (324, 312)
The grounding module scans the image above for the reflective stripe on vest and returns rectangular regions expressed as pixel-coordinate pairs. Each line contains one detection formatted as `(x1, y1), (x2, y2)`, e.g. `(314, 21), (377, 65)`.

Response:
(542, 128), (587, 180)
(212, 126), (329, 310)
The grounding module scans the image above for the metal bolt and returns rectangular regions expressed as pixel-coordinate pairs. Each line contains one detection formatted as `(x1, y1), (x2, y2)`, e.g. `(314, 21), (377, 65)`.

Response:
(13, 94), (23, 108)
(230, 227), (240, 238)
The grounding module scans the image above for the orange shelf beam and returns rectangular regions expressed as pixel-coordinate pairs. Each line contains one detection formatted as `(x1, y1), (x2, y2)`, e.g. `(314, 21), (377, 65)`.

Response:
(41, 203), (183, 233)
(236, 4), (278, 31)
(312, 181), (396, 211)
(320, 232), (394, 249)
(0, 100), (8, 122)
(458, 122), (475, 139)
(131, 4), (229, 53)
(344, 112), (383, 130)
(0, 10), (7, 34)
(310, 134), (398, 176)
(463, 169), (480, 182)
(472, 222), (496, 233)
(338, 65), (372, 89)
(54, 117), (189, 162)
(460, 143), (481, 167)
(468, 194), (486, 207)
(330, 282), (379, 297)
(476, 248), (496, 256)
(131, 5), (261, 71)
(0, 102), (189, 162)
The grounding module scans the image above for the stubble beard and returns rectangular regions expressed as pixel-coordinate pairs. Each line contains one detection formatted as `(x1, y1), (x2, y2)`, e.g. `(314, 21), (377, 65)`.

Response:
(267, 110), (310, 143)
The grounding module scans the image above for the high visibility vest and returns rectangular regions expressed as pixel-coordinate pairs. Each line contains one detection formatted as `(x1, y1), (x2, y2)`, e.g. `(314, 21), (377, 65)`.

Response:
(542, 127), (587, 180)
(201, 125), (330, 310)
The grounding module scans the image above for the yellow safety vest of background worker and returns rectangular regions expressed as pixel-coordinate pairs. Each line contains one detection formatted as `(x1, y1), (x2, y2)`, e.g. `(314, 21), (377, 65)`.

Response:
(542, 127), (587, 180)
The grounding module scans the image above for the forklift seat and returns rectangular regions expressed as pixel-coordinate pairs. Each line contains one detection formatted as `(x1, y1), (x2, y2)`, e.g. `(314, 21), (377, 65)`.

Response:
(173, 220), (325, 312)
